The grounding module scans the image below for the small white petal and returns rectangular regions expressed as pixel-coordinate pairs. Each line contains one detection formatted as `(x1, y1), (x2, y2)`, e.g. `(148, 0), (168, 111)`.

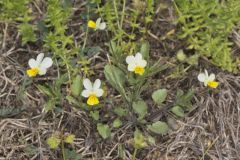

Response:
(39, 67), (47, 75)
(93, 79), (101, 90)
(135, 52), (143, 61)
(126, 55), (135, 64)
(28, 59), (38, 68)
(99, 22), (106, 30)
(40, 57), (53, 69)
(81, 90), (91, 98)
(208, 73), (215, 81)
(95, 89), (104, 97)
(204, 69), (209, 77)
(36, 53), (44, 65)
(83, 78), (92, 90)
(96, 18), (101, 26)
(198, 73), (207, 82)
(128, 63), (136, 71)
(138, 59), (147, 67)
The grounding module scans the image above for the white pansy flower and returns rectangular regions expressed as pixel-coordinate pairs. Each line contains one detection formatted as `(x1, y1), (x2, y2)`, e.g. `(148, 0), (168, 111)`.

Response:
(126, 52), (147, 75)
(81, 78), (104, 106)
(197, 69), (219, 88)
(88, 18), (106, 30)
(27, 53), (53, 77)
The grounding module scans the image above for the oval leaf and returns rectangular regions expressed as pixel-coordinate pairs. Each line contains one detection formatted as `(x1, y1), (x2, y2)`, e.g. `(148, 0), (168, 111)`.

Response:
(152, 89), (167, 104)
(147, 121), (169, 134)
(171, 106), (185, 117)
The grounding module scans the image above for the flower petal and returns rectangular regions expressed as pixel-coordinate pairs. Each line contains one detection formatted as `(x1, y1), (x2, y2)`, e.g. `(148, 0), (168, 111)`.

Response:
(98, 22), (106, 30)
(198, 73), (206, 82)
(81, 90), (91, 98)
(93, 79), (101, 90)
(38, 67), (47, 75)
(28, 59), (38, 68)
(128, 63), (136, 71)
(138, 59), (147, 67)
(95, 89), (104, 97)
(208, 73), (215, 81)
(126, 55), (135, 64)
(135, 52), (143, 61)
(40, 57), (53, 69)
(36, 53), (44, 65)
(204, 69), (208, 77)
(96, 18), (101, 26)
(83, 78), (92, 90)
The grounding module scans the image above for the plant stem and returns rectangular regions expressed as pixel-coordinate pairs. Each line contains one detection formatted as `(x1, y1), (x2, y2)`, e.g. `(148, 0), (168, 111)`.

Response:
(132, 148), (138, 160)
(61, 137), (66, 160)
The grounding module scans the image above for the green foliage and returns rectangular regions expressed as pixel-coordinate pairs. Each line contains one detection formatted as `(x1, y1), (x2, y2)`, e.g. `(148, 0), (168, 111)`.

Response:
(97, 123), (111, 139)
(147, 121), (169, 135)
(64, 134), (75, 144)
(175, 89), (194, 111)
(44, 0), (77, 78)
(0, 0), (37, 44)
(18, 22), (37, 45)
(37, 74), (67, 112)
(133, 129), (147, 149)
(140, 41), (150, 60)
(90, 110), (100, 121)
(64, 149), (81, 160)
(24, 145), (38, 157)
(0, 106), (24, 118)
(113, 107), (127, 117)
(113, 118), (123, 128)
(71, 75), (82, 97)
(47, 135), (61, 149)
(132, 101), (148, 119)
(152, 89), (167, 105)
(171, 106), (185, 118)
(175, 0), (240, 72)
(0, 0), (31, 21)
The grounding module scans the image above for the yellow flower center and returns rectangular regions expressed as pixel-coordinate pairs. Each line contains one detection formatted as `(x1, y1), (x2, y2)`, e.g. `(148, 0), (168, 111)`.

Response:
(88, 20), (97, 29)
(27, 68), (39, 77)
(87, 94), (99, 106)
(207, 81), (219, 88)
(134, 66), (145, 75)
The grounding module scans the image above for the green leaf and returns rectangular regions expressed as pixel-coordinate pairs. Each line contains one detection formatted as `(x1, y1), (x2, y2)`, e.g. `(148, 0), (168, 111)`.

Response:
(147, 121), (169, 134)
(44, 99), (58, 112)
(152, 89), (167, 104)
(64, 134), (75, 144)
(132, 101), (148, 118)
(113, 107), (127, 117)
(47, 135), (61, 149)
(71, 75), (82, 97)
(64, 149), (81, 160)
(140, 41), (150, 60)
(147, 135), (156, 145)
(97, 123), (111, 139)
(175, 89), (194, 111)
(90, 111), (99, 121)
(104, 65), (126, 94)
(66, 95), (79, 106)
(133, 129), (147, 149)
(171, 106), (185, 117)
(37, 85), (53, 97)
(113, 118), (122, 128)
(176, 49), (187, 62)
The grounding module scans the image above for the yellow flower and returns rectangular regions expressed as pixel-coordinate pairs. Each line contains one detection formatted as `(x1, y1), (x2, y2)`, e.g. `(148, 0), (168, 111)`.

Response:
(198, 69), (219, 88)
(126, 52), (147, 75)
(87, 18), (106, 30)
(27, 53), (53, 77)
(81, 79), (104, 106)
